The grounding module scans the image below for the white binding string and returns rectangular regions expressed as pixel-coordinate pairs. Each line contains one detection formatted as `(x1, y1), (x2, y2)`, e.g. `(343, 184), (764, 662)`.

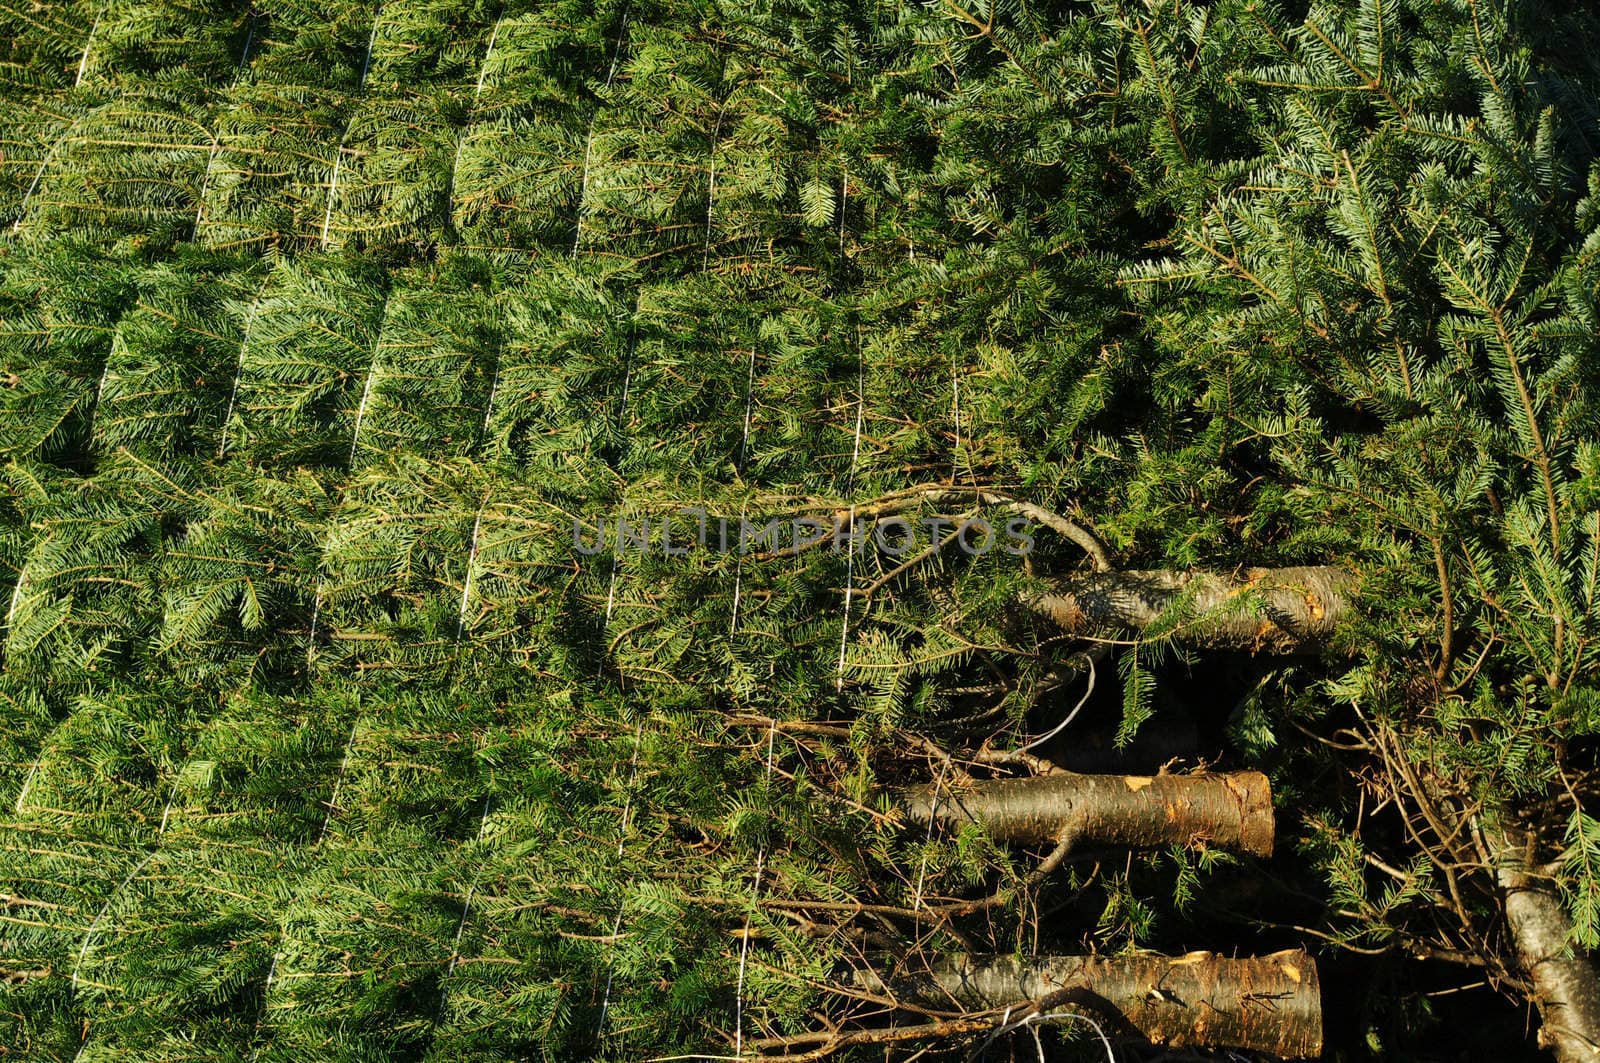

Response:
(455, 500), (487, 647)
(834, 335), (863, 691)
(347, 356), (379, 466)
(251, 703), (365, 1059)
(253, 950), (281, 1055)
(446, 6), (504, 220)
(700, 83), (730, 272)
(75, 2), (106, 87)
(444, 786), (493, 982)
(347, 297), (392, 468)
(724, 191), (771, 1052)
(603, 291), (642, 624)
(603, 514), (625, 623)
(478, 356), (501, 443)
(728, 512), (747, 632)
(474, 9), (502, 101)
(319, 154), (347, 250)
(582, 7), (642, 618)
(1, 563), (23, 634)
(317, 714), (360, 844)
(157, 764), (186, 836)
(732, 720), (776, 1056)
(7, 0), (118, 236)
(85, 346), (117, 444)
(594, 723), (643, 1042)
(12, 111), (92, 234)
(3, 558), (31, 677)
(911, 266), (970, 913)
(728, 343), (758, 633)
(217, 273), (271, 459)
(306, 570), (326, 665)
(1014, 653), (1097, 757)
(951, 352), (961, 482)
(572, 4), (631, 258)
(320, 8), (382, 249)
(309, 290), (393, 663)
(966, 1008), (1115, 1063)
(444, 263), (513, 656)
(910, 760), (947, 913)
(590, 25), (647, 1008)
(448, 5), (512, 650)
(725, 154), (772, 1043)
(459, 291), (508, 646)
(195, 12), (258, 237)
(71, 849), (155, 992)
(834, 173), (858, 691)
(10, 743), (40, 814)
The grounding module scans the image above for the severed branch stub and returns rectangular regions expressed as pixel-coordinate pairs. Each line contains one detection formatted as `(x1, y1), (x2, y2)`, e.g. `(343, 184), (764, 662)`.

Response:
(902, 769), (1275, 858)
(1486, 820), (1600, 1063)
(1031, 565), (1355, 652)
(856, 949), (1322, 1058)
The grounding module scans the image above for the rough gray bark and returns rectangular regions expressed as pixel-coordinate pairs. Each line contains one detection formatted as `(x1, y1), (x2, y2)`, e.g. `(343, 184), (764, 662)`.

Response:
(1488, 821), (1600, 1063)
(858, 949), (1322, 1058)
(902, 769), (1274, 857)
(1032, 565), (1355, 652)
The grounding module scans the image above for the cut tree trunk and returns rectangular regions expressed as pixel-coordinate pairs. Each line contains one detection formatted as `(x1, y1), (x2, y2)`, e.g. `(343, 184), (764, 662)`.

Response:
(901, 769), (1274, 857)
(858, 948), (1322, 1058)
(1032, 565), (1354, 652)
(1488, 820), (1600, 1063)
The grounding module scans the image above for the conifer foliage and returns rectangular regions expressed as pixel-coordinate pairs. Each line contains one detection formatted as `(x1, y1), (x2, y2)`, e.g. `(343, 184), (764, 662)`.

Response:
(4, 1), (1600, 1060)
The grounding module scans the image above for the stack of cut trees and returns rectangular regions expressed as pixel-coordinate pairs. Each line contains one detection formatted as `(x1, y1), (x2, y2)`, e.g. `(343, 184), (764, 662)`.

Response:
(854, 565), (1343, 1058)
